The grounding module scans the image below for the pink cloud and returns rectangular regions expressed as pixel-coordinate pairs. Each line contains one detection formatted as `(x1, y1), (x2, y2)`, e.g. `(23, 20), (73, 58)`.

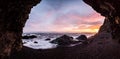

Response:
(54, 11), (104, 25)
(52, 11), (105, 33)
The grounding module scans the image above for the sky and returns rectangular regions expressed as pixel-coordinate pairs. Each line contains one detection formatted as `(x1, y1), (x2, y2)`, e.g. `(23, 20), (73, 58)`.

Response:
(23, 0), (105, 33)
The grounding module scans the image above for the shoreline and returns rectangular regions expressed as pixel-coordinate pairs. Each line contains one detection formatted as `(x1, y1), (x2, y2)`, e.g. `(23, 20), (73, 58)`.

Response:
(11, 32), (120, 59)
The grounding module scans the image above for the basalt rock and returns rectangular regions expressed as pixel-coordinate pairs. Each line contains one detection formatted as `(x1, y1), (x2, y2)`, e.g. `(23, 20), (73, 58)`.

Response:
(22, 35), (37, 39)
(83, 0), (120, 43)
(76, 35), (88, 44)
(45, 38), (51, 41)
(34, 41), (38, 44)
(76, 35), (87, 41)
(0, 0), (41, 58)
(50, 35), (77, 45)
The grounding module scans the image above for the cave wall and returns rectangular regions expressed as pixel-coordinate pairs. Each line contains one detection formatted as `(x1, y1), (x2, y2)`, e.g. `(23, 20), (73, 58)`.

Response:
(0, 0), (41, 58)
(98, 18), (111, 33)
(83, 0), (120, 42)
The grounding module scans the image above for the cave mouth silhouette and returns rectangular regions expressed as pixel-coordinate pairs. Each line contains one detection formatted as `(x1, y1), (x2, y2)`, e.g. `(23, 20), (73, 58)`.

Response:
(1, 0), (120, 59)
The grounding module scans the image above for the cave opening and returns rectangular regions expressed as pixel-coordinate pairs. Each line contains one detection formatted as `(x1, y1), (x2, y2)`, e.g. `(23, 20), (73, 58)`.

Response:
(1, 0), (120, 59)
(23, 0), (105, 33)
(22, 0), (105, 49)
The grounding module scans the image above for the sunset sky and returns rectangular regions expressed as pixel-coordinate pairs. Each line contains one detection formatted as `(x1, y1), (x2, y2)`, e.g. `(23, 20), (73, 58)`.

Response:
(23, 0), (105, 33)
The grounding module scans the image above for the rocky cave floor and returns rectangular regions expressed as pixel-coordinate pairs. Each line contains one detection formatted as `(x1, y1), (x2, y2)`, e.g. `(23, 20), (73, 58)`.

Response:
(10, 33), (120, 59)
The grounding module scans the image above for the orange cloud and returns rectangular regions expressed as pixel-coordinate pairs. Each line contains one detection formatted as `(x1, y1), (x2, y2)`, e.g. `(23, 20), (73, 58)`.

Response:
(52, 11), (105, 33)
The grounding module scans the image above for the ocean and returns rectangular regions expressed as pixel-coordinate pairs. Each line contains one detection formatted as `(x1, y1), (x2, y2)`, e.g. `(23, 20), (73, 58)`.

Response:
(22, 33), (95, 49)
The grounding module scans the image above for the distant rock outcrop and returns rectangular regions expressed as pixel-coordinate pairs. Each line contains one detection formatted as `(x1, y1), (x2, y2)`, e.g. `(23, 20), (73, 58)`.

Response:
(76, 35), (88, 44)
(22, 35), (37, 39)
(45, 38), (51, 41)
(76, 35), (87, 41)
(50, 35), (78, 45)
(34, 41), (38, 44)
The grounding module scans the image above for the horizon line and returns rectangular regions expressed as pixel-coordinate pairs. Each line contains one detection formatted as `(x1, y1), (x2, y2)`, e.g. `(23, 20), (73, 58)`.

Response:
(23, 31), (96, 34)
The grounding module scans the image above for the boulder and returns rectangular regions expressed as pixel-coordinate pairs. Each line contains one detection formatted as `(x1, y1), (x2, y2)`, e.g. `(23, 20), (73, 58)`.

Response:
(50, 35), (78, 45)
(45, 38), (51, 41)
(76, 35), (87, 41)
(76, 35), (88, 44)
(34, 41), (38, 44)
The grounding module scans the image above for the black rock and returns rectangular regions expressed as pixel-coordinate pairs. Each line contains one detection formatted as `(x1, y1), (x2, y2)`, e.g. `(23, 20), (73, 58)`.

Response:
(30, 35), (37, 39)
(50, 35), (77, 45)
(76, 35), (88, 44)
(34, 41), (38, 43)
(22, 35), (37, 39)
(76, 35), (87, 41)
(45, 38), (51, 41)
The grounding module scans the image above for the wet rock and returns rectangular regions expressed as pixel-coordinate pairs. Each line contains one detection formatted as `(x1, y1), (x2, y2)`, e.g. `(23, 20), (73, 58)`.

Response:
(45, 38), (51, 41)
(76, 35), (87, 41)
(22, 35), (37, 39)
(34, 41), (38, 44)
(50, 35), (78, 45)
(22, 36), (29, 39)
(76, 35), (88, 44)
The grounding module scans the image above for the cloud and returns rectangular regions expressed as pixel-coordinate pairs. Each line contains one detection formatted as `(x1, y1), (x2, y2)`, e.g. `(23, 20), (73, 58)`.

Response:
(44, 0), (82, 10)
(23, 0), (105, 33)
(53, 11), (104, 26)
(51, 11), (105, 33)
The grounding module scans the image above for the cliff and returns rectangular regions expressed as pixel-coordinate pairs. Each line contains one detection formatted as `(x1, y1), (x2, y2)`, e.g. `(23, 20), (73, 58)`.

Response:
(98, 18), (111, 33)
(83, 0), (120, 42)
(0, 0), (41, 58)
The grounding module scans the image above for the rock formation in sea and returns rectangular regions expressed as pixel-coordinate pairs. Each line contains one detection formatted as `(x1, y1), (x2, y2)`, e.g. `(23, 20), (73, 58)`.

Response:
(45, 38), (51, 41)
(76, 35), (88, 44)
(50, 35), (78, 45)
(76, 35), (87, 41)
(22, 35), (37, 39)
